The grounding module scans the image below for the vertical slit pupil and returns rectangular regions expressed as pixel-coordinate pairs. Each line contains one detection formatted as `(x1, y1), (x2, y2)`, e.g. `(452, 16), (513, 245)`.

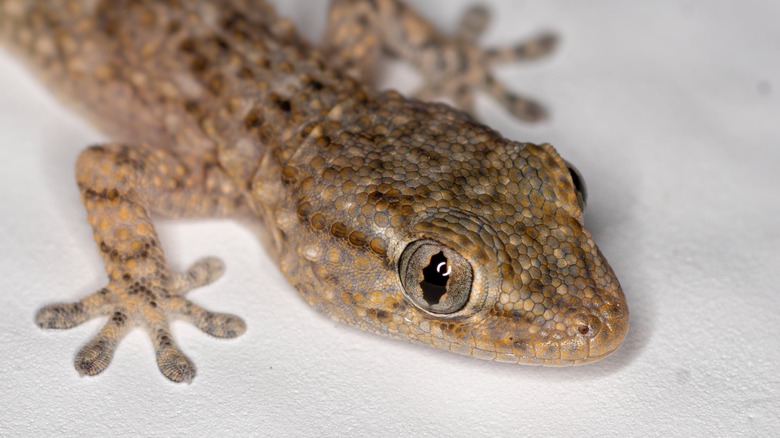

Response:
(420, 251), (449, 305)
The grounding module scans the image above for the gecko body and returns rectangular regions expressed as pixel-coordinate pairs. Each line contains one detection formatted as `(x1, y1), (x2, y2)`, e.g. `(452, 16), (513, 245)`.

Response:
(0, 0), (628, 382)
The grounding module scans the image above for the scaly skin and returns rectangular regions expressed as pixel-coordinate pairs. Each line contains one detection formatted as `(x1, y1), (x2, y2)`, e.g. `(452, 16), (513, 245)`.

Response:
(0, 0), (628, 382)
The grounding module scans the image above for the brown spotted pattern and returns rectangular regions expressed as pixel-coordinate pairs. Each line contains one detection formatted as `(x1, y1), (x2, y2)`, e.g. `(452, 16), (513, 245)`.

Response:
(0, 0), (628, 381)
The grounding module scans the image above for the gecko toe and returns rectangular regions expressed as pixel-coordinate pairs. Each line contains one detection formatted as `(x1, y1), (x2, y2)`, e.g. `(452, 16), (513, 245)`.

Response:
(73, 310), (129, 377)
(156, 346), (197, 384)
(75, 338), (116, 376)
(197, 312), (246, 338)
(510, 32), (558, 61)
(171, 257), (226, 294)
(485, 78), (549, 122)
(166, 296), (247, 338)
(509, 98), (548, 122)
(35, 304), (82, 329)
(35, 288), (110, 329)
(457, 4), (491, 41)
(187, 257), (226, 286)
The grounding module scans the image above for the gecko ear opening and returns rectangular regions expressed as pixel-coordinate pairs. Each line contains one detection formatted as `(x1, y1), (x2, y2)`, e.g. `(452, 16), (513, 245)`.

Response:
(398, 240), (473, 315)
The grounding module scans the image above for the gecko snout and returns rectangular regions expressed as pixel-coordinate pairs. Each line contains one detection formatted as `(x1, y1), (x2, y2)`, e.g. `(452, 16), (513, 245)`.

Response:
(583, 295), (629, 362)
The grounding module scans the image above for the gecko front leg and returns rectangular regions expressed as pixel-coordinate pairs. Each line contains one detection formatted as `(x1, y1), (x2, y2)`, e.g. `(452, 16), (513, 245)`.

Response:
(325, 0), (557, 121)
(35, 144), (248, 383)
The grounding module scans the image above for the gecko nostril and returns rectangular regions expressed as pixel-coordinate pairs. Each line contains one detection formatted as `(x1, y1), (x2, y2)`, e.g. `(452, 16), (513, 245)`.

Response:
(571, 313), (601, 338)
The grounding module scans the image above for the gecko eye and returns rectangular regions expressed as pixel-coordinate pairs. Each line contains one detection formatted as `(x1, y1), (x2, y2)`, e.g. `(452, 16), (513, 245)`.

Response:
(398, 240), (473, 315)
(564, 160), (587, 211)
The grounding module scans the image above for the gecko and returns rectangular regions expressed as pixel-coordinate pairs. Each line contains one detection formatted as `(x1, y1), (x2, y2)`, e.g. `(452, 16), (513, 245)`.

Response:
(0, 0), (629, 383)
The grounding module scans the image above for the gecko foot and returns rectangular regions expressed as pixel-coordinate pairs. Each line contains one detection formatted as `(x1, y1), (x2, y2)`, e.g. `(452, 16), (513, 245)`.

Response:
(416, 4), (558, 121)
(35, 257), (245, 383)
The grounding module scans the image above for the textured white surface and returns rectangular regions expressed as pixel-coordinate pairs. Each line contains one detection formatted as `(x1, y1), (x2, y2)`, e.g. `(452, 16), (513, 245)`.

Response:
(1, 1), (779, 436)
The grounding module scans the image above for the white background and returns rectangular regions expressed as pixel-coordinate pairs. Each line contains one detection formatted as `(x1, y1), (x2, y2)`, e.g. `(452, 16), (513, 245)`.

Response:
(1, 1), (778, 436)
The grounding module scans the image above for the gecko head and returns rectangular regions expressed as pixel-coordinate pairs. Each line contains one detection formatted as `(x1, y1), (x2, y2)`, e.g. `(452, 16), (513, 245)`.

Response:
(290, 96), (627, 365)
(391, 141), (629, 365)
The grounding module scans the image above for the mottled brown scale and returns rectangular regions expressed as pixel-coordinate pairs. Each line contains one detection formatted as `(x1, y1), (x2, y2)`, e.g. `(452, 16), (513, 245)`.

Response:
(1, 0), (628, 382)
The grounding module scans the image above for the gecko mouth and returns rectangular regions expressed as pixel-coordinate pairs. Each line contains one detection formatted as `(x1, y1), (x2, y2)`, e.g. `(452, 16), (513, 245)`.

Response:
(496, 285), (629, 366)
